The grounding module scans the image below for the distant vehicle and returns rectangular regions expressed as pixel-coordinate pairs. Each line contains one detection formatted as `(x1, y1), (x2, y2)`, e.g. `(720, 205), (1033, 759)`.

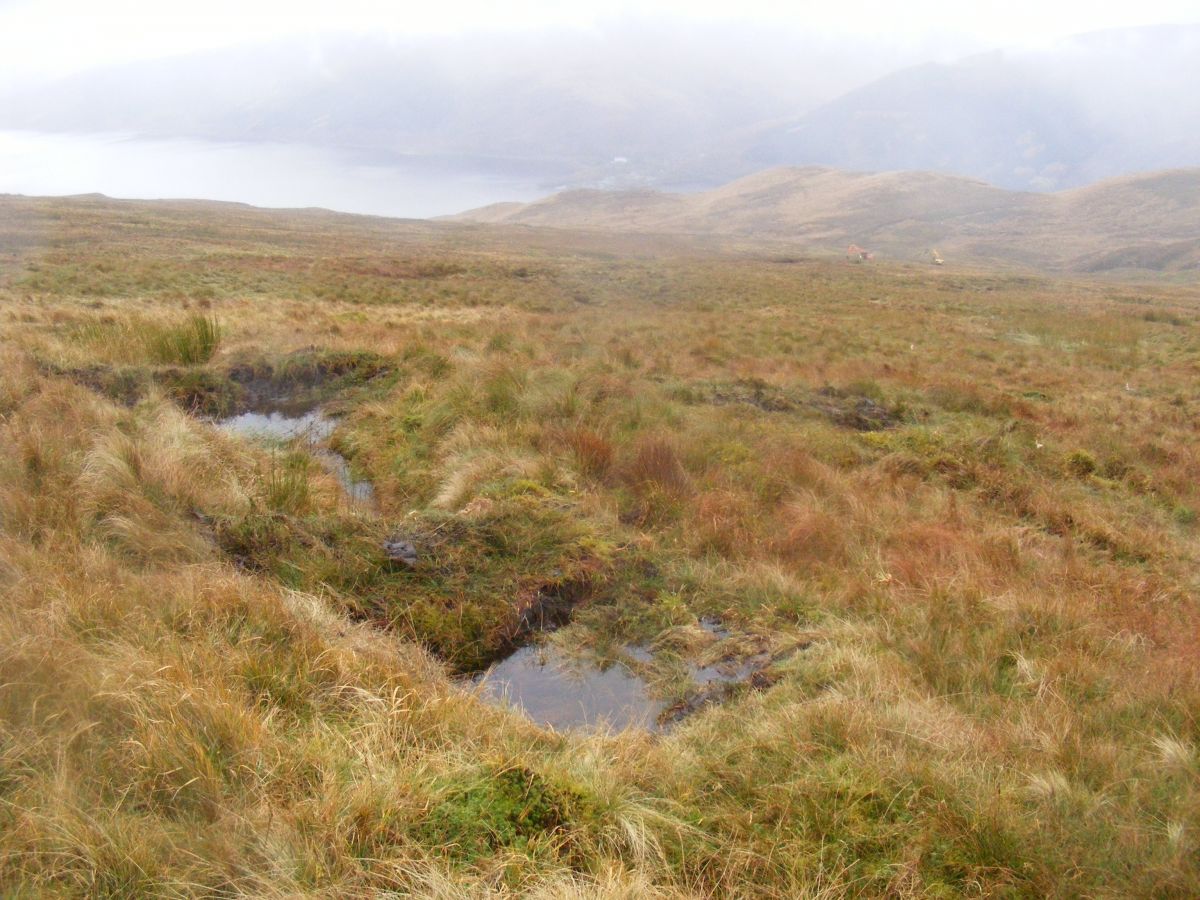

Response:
(847, 244), (873, 261)
(930, 248), (945, 265)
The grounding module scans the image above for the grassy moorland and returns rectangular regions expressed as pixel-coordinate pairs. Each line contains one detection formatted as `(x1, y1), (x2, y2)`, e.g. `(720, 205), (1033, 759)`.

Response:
(0, 194), (1198, 897)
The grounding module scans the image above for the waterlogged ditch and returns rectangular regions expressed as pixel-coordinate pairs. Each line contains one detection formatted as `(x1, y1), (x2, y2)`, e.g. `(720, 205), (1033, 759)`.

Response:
(53, 351), (792, 733)
(218, 403), (375, 508)
(208, 373), (782, 733)
(216, 394), (785, 732)
(59, 354), (800, 731)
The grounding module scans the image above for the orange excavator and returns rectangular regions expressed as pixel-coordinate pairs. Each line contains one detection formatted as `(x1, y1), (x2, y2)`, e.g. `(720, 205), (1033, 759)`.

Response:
(847, 244), (873, 262)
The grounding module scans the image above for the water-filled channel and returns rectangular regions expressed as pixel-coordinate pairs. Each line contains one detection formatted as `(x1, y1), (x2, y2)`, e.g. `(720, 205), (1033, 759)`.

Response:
(218, 406), (374, 507)
(216, 402), (761, 732)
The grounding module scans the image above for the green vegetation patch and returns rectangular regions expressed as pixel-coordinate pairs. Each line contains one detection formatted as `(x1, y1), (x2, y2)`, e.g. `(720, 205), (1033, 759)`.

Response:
(228, 349), (393, 409)
(214, 492), (615, 672)
(384, 497), (616, 670)
(420, 765), (594, 864)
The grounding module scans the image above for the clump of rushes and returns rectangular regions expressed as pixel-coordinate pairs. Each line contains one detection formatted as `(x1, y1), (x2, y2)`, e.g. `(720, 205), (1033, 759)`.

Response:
(1065, 449), (1098, 478)
(146, 313), (221, 365)
(262, 451), (312, 515)
(561, 426), (614, 480)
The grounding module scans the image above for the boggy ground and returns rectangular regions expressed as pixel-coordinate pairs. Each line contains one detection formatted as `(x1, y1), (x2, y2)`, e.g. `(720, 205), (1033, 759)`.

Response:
(0, 194), (1198, 896)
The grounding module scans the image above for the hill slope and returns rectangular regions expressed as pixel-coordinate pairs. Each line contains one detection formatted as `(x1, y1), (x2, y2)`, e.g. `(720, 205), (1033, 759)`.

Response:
(452, 166), (1200, 272)
(1, 194), (1199, 895)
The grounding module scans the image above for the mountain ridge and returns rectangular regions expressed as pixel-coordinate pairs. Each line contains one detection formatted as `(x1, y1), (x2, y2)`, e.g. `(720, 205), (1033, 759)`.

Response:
(709, 25), (1200, 192)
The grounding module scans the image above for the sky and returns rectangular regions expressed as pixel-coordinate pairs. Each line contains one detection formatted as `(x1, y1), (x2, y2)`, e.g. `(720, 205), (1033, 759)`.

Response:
(1, 0), (1198, 80)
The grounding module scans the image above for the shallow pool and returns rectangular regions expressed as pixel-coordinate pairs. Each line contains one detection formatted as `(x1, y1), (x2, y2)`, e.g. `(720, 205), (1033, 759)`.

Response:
(476, 644), (665, 733)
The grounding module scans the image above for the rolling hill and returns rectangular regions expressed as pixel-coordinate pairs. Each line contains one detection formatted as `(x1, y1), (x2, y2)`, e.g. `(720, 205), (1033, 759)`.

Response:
(2, 191), (1200, 895)
(452, 166), (1200, 273)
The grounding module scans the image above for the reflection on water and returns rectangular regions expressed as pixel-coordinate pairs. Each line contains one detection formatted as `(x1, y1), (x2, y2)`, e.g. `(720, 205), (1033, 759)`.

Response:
(476, 619), (777, 732)
(220, 409), (336, 443)
(477, 645), (665, 733)
(0, 130), (548, 218)
(691, 654), (770, 686)
(218, 406), (374, 506)
(313, 450), (376, 505)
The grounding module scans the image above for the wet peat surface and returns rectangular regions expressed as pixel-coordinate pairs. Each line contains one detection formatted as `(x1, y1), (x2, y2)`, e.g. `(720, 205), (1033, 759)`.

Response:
(215, 395), (779, 734)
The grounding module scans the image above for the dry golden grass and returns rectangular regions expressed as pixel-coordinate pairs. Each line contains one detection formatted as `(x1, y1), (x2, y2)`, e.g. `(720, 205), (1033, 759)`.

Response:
(0, 194), (1198, 896)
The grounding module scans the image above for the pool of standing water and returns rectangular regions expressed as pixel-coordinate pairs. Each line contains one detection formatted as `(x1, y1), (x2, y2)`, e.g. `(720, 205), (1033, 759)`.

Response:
(475, 622), (769, 733)
(476, 644), (666, 733)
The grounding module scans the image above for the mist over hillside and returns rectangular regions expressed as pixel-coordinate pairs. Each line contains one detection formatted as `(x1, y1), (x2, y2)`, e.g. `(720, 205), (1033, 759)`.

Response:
(0, 25), (932, 190)
(2, 23), (1197, 196)
(727, 26), (1200, 192)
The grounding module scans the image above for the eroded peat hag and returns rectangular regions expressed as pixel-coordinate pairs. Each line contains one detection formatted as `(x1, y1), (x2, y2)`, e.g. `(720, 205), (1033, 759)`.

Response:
(224, 349), (393, 414)
(213, 380), (767, 717)
(2, 195), (1200, 897)
(686, 379), (909, 431)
